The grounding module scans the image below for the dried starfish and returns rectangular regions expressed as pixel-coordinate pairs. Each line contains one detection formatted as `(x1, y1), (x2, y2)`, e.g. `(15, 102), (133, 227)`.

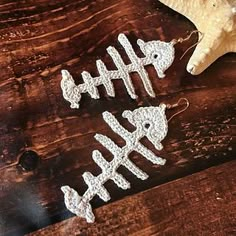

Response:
(159, 0), (236, 75)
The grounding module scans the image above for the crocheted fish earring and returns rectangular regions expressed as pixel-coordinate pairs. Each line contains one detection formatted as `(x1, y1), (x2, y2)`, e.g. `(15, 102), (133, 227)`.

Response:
(61, 98), (189, 223)
(61, 32), (200, 109)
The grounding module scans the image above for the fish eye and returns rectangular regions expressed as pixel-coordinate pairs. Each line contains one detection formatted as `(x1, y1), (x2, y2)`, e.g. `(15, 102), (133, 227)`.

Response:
(144, 123), (150, 129)
(153, 54), (158, 59)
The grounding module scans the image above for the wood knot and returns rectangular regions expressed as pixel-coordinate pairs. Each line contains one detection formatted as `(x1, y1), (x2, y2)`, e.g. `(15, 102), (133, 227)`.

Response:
(18, 150), (40, 171)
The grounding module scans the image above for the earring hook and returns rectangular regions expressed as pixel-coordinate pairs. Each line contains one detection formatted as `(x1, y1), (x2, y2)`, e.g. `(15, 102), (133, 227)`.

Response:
(166, 98), (190, 122)
(180, 31), (204, 60)
(171, 30), (204, 60)
(171, 30), (203, 44)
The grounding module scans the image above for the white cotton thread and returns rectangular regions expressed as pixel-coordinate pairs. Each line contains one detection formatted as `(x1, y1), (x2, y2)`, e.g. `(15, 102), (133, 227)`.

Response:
(61, 104), (168, 223)
(61, 33), (175, 109)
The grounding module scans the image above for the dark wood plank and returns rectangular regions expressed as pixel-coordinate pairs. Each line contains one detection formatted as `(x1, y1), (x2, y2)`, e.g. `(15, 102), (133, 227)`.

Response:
(0, 0), (235, 235)
(29, 160), (236, 236)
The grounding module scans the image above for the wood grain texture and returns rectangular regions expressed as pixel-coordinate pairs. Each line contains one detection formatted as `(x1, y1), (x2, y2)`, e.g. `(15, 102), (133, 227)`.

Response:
(0, 0), (235, 235)
(29, 160), (236, 236)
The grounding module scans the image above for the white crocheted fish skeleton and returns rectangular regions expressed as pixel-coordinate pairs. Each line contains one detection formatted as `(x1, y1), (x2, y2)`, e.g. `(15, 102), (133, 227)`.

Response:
(61, 33), (175, 109)
(61, 104), (168, 223)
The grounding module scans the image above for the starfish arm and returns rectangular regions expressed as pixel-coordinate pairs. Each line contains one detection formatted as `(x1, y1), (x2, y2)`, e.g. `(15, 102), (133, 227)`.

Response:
(186, 29), (229, 75)
(186, 1), (236, 75)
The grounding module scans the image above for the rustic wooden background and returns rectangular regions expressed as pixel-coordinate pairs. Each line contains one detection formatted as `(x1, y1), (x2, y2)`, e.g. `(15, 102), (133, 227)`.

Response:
(0, 0), (235, 235)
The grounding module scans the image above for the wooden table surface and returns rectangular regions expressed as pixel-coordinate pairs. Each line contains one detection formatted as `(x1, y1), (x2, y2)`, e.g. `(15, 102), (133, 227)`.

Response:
(0, 0), (235, 235)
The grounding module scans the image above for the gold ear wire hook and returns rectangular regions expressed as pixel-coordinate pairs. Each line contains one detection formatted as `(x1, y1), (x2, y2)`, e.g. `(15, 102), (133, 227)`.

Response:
(171, 30), (204, 60)
(166, 98), (190, 122)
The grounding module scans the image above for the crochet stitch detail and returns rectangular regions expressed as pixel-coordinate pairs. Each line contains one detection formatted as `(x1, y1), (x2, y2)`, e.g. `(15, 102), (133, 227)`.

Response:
(61, 104), (168, 223)
(61, 33), (175, 109)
